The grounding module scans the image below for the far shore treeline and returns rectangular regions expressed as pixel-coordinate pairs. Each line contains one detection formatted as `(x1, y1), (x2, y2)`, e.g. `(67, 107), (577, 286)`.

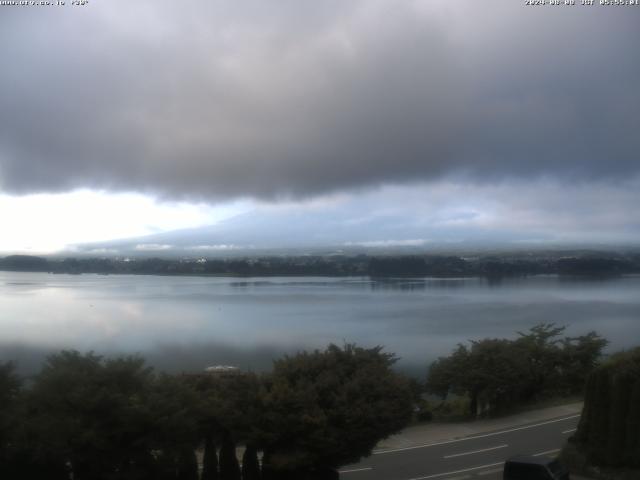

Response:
(1, 251), (640, 277)
(0, 326), (615, 480)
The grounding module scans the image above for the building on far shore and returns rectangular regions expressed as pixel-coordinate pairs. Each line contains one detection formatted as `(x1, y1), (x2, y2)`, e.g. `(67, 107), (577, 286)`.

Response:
(203, 365), (242, 377)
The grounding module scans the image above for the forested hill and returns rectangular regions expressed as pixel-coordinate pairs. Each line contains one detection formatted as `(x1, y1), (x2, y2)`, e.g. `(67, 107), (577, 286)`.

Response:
(1, 252), (640, 277)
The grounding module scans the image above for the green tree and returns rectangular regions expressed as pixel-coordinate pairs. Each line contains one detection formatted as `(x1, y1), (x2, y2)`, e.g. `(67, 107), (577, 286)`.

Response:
(259, 344), (413, 476)
(467, 338), (529, 415)
(426, 344), (469, 401)
(176, 448), (199, 480)
(559, 331), (608, 394)
(242, 444), (261, 480)
(26, 351), (109, 479)
(514, 323), (566, 399)
(145, 373), (204, 479)
(0, 362), (22, 478)
(573, 347), (640, 470)
(427, 340), (528, 416)
(427, 324), (608, 417)
(188, 370), (262, 479)
(201, 434), (219, 480)
(24, 351), (158, 480)
(219, 432), (241, 480)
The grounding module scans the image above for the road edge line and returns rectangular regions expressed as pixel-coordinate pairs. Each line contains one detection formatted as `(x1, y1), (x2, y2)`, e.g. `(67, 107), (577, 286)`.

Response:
(373, 414), (580, 455)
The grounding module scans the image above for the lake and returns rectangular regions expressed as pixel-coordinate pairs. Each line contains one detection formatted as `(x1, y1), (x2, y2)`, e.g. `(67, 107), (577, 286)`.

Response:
(1, 272), (639, 375)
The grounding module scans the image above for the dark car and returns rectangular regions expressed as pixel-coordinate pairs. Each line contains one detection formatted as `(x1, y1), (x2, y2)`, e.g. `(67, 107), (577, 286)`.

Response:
(503, 455), (570, 480)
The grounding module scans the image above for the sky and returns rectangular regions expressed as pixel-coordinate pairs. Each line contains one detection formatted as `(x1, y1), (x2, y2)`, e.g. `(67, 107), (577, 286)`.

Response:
(1, 0), (639, 253)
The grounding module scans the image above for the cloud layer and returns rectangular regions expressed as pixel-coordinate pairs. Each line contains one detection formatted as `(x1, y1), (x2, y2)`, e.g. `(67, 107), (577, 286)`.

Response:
(1, 1), (639, 200)
(74, 179), (640, 254)
(0, 190), (246, 253)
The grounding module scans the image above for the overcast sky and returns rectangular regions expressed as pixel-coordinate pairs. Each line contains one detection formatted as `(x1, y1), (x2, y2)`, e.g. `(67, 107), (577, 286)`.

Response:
(1, 0), (639, 253)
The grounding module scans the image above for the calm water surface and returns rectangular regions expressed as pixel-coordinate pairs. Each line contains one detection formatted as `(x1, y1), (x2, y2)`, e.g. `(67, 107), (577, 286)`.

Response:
(1, 272), (638, 374)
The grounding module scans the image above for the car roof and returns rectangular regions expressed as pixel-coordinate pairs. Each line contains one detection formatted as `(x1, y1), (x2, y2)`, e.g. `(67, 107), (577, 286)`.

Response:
(506, 455), (556, 466)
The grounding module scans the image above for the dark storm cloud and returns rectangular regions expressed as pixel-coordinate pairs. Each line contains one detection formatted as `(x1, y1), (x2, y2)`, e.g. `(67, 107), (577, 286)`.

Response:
(1, 0), (639, 200)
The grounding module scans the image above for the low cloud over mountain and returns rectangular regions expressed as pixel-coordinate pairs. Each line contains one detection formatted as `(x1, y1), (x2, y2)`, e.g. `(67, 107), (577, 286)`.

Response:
(75, 181), (640, 254)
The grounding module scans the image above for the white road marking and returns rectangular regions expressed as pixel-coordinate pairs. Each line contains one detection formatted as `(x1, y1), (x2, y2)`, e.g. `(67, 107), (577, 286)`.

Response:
(374, 414), (580, 455)
(533, 449), (560, 457)
(478, 467), (504, 476)
(442, 475), (471, 480)
(339, 467), (373, 474)
(443, 444), (508, 459)
(406, 461), (505, 480)
(562, 428), (577, 434)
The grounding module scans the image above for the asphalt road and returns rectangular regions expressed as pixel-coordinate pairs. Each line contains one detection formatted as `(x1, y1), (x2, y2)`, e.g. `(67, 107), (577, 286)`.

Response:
(339, 414), (580, 480)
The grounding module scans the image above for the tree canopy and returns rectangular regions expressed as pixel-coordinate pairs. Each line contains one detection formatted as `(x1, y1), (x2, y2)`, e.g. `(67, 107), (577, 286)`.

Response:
(572, 347), (640, 470)
(0, 344), (414, 480)
(259, 344), (413, 474)
(426, 324), (607, 416)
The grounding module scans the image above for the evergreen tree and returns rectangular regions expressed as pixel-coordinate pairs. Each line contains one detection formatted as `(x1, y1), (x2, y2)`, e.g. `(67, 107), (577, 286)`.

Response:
(201, 435), (219, 480)
(219, 432), (241, 480)
(176, 448), (199, 480)
(242, 444), (261, 480)
(0, 362), (20, 477)
(573, 347), (640, 469)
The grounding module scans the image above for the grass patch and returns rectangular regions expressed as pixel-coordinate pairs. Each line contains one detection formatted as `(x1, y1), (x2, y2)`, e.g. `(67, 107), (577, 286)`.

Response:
(499, 394), (584, 416)
(415, 394), (583, 424)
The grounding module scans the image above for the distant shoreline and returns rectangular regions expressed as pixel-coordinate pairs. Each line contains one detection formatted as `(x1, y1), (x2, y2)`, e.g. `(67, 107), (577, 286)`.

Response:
(1, 251), (639, 278)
